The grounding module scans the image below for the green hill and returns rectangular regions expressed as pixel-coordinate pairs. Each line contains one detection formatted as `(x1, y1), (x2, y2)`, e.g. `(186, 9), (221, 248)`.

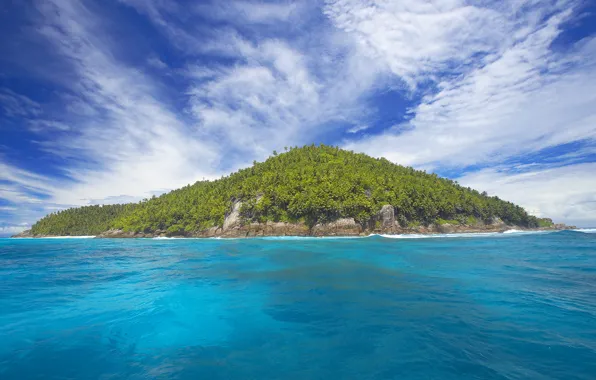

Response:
(28, 145), (544, 236)
(30, 204), (138, 236)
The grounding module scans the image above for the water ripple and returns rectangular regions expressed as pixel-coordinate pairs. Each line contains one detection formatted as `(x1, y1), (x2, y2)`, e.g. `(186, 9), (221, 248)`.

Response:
(1, 232), (595, 379)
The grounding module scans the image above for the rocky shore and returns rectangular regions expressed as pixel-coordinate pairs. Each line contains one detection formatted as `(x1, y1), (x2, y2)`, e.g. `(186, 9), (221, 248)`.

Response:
(13, 203), (575, 239)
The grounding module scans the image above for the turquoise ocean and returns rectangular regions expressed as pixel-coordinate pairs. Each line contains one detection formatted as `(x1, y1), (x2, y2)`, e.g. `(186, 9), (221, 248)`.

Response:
(1, 230), (595, 379)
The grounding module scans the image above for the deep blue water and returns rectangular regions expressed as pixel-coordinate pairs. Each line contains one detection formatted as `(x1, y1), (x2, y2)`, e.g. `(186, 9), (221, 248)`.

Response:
(1, 230), (595, 380)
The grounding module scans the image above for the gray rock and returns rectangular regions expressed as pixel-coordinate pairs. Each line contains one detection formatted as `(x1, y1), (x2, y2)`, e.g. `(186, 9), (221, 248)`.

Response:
(379, 205), (395, 229)
(489, 217), (507, 227)
(97, 229), (137, 238)
(223, 200), (243, 231)
(11, 229), (33, 238)
(437, 224), (456, 233)
(312, 218), (362, 236)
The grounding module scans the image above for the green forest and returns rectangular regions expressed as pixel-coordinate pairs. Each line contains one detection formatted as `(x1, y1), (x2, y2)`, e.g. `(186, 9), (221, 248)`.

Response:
(30, 145), (545, 236)
(30, 204), (138, 236)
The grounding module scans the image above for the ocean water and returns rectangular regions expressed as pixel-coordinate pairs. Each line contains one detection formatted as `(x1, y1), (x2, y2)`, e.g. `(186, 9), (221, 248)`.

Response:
(1, 231), (595, 380)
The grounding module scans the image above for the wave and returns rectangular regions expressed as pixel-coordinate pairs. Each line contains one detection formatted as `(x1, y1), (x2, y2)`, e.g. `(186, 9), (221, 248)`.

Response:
(502, 229), (554, 235)
(257, 230), (552, 240)
(44, 236), (96, 239)
(376, 232), (500, 239)
(153, 230), (558, 241)
(573, 228), (596, 234)
(261, 236), (362, 240)
(375, 229), (553, 239)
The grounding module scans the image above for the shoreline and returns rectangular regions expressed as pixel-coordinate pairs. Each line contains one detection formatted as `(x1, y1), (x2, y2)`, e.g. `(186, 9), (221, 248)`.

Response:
(12, 207), (576, 239)
(12, 225), (571, 239)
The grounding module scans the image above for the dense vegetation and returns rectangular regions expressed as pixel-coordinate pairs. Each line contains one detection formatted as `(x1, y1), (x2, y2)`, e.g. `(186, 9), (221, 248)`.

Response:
(29, 145), (544, 236)
(30, 204), (137, 236)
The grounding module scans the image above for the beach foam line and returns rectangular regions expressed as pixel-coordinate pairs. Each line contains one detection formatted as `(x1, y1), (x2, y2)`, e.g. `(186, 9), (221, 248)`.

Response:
(44, 236), (96, 239)
(502, 229), (553, 235)
(114, 229), (563, 241)
(573, 228), (596, 234)
(376, 232), (501, 239)
(376, 229), (553, 239)
(260, 235), (362, 240)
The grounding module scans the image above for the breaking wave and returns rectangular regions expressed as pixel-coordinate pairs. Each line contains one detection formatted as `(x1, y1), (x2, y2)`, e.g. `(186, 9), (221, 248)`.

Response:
(375, 229), (553, 239)
(44, 236), (96, 239)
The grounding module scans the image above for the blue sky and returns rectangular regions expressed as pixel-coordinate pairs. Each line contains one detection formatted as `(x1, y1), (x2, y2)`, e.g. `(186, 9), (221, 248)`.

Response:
(1, 0), (596, 235)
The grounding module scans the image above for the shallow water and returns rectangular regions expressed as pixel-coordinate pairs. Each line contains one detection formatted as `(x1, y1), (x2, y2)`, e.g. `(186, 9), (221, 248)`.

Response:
(1, 231), (595, 379)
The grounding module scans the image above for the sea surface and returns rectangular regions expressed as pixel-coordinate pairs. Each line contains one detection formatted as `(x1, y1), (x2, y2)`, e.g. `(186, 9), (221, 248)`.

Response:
(1, 230), (595, 379)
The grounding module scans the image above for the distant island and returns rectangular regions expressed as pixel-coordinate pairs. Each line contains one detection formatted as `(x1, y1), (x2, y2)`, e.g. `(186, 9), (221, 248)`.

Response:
(14, 145), (572, 238)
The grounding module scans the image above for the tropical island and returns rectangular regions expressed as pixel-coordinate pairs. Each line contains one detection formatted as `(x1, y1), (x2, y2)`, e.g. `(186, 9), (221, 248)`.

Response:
(14, 145), (569, 238)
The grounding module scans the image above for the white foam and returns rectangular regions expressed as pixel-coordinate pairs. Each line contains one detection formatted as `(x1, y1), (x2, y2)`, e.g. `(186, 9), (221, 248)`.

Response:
(377, 232), (501, 239)
(574, 228), (596, 234)
(261, 235), (362, 240)
(504, 229), (555, 235)
(35, 229), (560, 241)
(44, 236), (96, 239)
(170, 230), (555, 241)
(377, 229), (553, 239)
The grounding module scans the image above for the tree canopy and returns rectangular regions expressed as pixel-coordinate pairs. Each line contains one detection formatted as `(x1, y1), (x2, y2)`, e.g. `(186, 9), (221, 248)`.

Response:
(30, 204), (137, 236)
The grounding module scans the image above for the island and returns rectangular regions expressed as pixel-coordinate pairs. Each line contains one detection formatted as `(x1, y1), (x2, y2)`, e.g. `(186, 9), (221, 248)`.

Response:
(13, 145), (572, 238)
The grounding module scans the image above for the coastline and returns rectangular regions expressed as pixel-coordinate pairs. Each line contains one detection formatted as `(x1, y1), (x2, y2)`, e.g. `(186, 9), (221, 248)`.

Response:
(12, 223), (572, 239)
(12, 203), (575, 239)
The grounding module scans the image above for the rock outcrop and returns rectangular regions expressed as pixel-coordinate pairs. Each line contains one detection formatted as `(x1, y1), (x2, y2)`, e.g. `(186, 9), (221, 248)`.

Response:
(436, 224), (457, 234)
(98, 229), (150, 238)
(378, 205), (395, 229)
(193, 220), (309, 238)
(489, 217), (507, 228)
(11, 229), (33, 238)
(223, 200), (243, 231)
(554, 223), (575, 230)
(312, 218), (362, 236)
(367, 204), (400, 233)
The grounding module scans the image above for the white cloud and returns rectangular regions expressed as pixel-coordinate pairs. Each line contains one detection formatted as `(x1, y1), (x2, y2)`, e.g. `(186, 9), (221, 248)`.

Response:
(0, 224), (30, 236)
(189, 39), (324, 158)
(203, 1), (302, 24)
(116, 0), (211, 54)
(27, 119), (71, 132)
(30, 0), (220, 207)
(458, 163), (596, 227)
(347, 124), (369, 133)
(130, 0), (381, 164)
(339, 0), (596, 170)
(147, 56), (168, 70)
(0, 88), (42, 118)
(186, 32), (389, 164)
(0, 162), (65, 225)
(233, 1), (299, 23)
(0, 162), (58, 198)
(324, 0), (507, 87)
